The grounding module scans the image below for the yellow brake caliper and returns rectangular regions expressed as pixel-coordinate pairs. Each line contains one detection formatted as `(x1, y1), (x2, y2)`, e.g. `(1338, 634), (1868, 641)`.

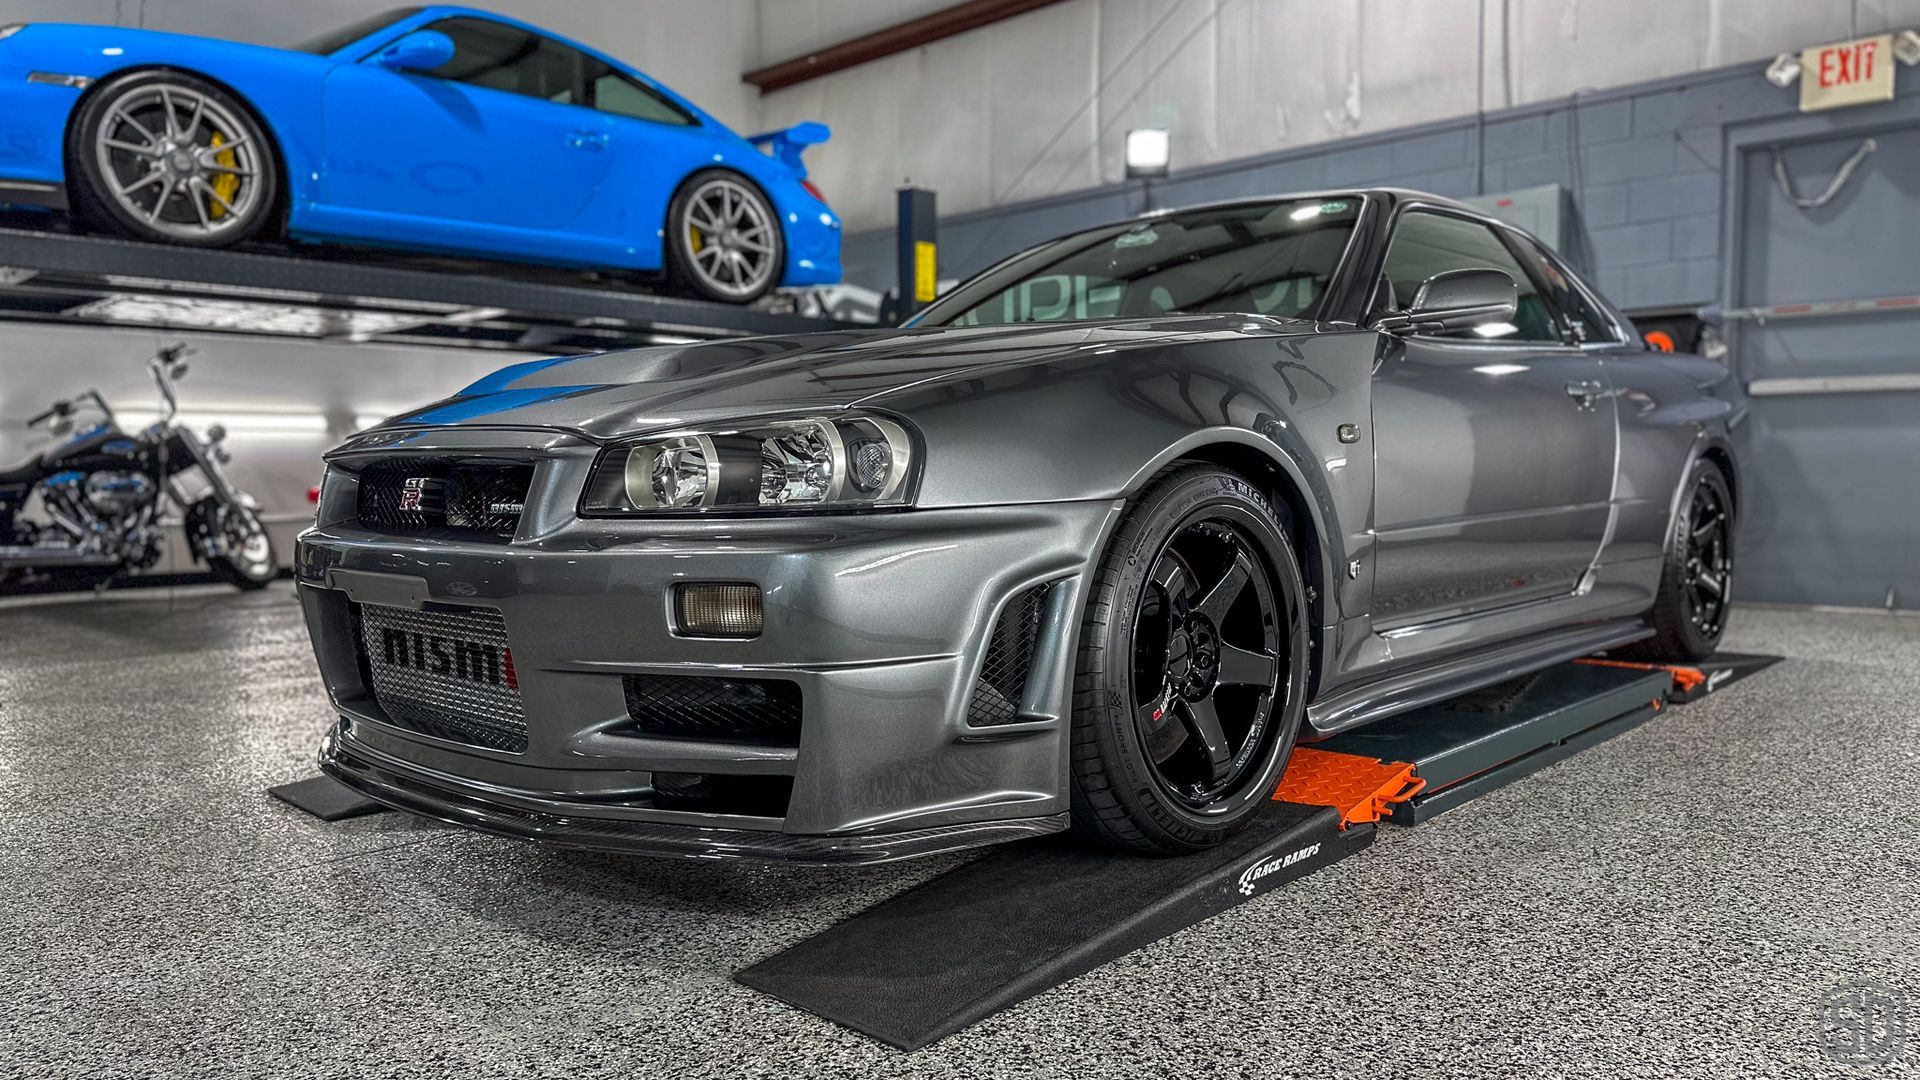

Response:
(207, 131), (239, 219)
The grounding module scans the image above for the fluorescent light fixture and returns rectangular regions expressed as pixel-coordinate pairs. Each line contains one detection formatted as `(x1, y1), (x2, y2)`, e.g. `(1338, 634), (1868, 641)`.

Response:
(1473, 362), (1530, 375)
(1765, 52), (1802, 88)
(118, 409), (328, 437)
(1470, 323), (1519, 339)
(1124, 128), (1171, 178)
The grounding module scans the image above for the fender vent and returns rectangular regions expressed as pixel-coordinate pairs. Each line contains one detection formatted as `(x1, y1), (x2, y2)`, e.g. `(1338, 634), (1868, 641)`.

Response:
(966, 581), (1056, 727)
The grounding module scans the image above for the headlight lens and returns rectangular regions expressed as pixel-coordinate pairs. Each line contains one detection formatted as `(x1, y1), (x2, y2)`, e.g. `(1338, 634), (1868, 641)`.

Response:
(583, 414), (914, 515)
(0, 25), (26, 42)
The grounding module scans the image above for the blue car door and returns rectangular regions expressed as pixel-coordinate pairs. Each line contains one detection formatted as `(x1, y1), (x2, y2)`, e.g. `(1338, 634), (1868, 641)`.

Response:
(320, 15), (612, 239)
(567, 56), (713, 267)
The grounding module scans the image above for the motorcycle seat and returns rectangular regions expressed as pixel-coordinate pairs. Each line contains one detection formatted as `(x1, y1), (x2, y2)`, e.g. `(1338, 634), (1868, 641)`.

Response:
(0, 453), (43, 486)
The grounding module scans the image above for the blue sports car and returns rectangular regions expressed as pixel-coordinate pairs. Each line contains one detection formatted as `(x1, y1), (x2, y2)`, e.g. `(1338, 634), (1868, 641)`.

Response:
(0, 7), (840, 302)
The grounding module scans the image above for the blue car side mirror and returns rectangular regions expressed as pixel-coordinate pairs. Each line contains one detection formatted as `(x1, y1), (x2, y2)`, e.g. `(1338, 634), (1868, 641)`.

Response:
(374, 29), (454, 73)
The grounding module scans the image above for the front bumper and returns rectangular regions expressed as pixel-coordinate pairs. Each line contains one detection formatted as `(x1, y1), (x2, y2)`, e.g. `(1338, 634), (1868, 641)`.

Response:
(297, 459), (1118, 863)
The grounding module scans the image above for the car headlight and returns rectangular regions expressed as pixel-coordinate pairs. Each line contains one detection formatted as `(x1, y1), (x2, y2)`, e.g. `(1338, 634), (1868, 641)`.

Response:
(580, 414), (915, 515)
(0, 25), (26, 41)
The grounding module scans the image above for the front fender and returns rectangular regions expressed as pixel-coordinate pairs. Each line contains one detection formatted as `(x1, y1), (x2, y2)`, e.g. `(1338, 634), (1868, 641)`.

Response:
(874, 329), (1379, 621)
(0, 25), (329, 204)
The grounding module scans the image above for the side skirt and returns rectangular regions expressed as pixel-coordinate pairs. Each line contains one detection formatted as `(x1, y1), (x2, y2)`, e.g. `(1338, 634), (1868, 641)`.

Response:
(1302, 617), (1652, 738)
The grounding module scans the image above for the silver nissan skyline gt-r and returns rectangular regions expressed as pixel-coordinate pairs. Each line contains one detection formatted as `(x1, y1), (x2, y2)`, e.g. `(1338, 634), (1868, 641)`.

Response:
(296, 189), (1737, 863)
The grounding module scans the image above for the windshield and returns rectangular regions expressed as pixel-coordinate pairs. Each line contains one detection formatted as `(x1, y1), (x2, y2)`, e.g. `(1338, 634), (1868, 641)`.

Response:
(293, 7), (421, 55)
(916, 197), (1362, 328)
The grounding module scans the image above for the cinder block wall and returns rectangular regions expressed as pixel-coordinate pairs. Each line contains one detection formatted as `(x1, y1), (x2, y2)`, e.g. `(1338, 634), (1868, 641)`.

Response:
(841, 57), (1914, 315)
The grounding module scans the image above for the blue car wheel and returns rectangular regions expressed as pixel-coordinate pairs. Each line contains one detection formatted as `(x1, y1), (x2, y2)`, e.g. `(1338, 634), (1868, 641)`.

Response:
(664, 170), (784, 304)
(70, 71), (279, 247)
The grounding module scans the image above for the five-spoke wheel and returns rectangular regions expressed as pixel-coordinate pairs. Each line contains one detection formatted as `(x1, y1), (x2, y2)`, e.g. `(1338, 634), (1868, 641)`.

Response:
(1070, 464), (1309, 854)
(71, 72), (277, 246)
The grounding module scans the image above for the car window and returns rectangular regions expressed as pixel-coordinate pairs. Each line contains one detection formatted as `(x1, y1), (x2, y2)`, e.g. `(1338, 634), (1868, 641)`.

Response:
(583, 58), (695, 125)
(1380, 211), (1559, 343)
(1511, 234), (1620, 344)
(918, 198), (1361, 328)
(420, 17), (580, 105)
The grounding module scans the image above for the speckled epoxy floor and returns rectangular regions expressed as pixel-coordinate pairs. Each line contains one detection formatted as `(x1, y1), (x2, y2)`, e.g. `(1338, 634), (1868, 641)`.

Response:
(3, 584), (1916, 1078)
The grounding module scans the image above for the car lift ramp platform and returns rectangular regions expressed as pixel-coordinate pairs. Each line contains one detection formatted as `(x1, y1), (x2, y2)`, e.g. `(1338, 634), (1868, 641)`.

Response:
(0, 225), (848, 351)
(269, 651), (1777, 1051)
(734, 652), (1778, 1050)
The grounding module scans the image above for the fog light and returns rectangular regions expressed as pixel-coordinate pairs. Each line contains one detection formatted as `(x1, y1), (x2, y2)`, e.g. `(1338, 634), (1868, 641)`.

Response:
(674, 583), (763, 638)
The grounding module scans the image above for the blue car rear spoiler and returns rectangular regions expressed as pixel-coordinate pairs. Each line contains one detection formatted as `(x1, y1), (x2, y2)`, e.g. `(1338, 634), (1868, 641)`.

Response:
(747, 122), (831, 177)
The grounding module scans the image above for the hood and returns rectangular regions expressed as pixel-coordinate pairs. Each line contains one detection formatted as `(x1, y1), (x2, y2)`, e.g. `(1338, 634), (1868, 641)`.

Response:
(374, 314), (1322, 441)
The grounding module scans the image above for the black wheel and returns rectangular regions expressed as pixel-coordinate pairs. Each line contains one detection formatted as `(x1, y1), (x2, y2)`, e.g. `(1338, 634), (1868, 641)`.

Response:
(1070, 465), (1310, 854)
(664, 170), (783, 304)
(194, 500), (277, 591)
(69, 71), (278, 247)
(1619, 459), (1733, 662)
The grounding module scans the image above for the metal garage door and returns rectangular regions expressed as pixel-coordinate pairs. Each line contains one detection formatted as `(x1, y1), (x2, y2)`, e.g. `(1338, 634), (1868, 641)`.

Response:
(1731, 122), (1920, 609)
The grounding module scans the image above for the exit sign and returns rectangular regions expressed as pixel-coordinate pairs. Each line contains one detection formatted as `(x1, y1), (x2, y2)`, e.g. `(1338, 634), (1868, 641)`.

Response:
(1801, 33), (1894, 112)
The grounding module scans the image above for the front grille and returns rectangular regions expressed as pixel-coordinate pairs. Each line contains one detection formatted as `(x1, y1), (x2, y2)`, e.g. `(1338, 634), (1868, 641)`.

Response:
(354, 458), (534, 541)
(355, 603), (528, 753)
(967, 581), (1056, 727)
(622, 675), (802, 746)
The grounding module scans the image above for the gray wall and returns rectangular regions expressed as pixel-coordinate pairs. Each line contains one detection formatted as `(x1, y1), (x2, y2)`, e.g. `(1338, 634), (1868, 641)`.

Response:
(839, 56), (1908, 315)
(762, 0), (1920, 234)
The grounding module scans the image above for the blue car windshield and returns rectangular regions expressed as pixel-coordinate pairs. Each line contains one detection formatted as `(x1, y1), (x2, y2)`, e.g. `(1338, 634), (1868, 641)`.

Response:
(916, 198), (1362, 328)
(294, 8), (422, 55)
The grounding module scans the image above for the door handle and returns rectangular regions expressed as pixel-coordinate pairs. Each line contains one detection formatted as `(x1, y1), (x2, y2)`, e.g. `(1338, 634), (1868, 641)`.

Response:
(1565, 379), (1605, 409)
(567, 130), (609, 151)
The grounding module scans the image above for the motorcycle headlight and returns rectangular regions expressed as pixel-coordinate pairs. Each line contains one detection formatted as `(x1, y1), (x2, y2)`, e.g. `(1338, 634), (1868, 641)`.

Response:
(581, 414), (915, 515)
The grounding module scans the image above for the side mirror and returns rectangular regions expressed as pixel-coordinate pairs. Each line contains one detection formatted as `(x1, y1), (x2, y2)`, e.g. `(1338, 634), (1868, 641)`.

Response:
(373, 29), (455, 73)
(1375, 268), (1518, 335)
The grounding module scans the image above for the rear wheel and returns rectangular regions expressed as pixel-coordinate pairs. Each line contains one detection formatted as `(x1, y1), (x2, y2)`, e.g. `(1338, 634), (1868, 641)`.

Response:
(1619, 459), (1733, 662)
(69, 71), (278, 247)
(1069, 465), (1310, 854)
(664, 170), (783, 304)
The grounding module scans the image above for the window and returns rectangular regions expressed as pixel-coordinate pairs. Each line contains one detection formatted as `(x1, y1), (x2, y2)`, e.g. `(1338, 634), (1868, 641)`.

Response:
(419, 17), (581, 105)
(584, 59), (695, 125)
(1379, 211), (1559, 343)
(1511, 235), (1619, 344)
(918, 199), (1362, 328)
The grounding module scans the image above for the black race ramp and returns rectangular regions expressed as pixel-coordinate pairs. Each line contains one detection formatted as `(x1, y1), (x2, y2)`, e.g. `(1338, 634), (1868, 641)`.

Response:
(736, 803), (1369, 1050)
(268, 774), (388, 821)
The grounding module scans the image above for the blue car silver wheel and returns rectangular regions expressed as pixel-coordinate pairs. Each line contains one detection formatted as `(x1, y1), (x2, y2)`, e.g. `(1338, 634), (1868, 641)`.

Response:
(668, 172), (782, 304)
(74, 73), (276, 247)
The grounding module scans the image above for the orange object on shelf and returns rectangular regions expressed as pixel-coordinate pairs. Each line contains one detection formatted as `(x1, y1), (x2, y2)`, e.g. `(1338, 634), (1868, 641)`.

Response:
(1271, 746), (1424, 828)
(1573, 657), (1706, 693)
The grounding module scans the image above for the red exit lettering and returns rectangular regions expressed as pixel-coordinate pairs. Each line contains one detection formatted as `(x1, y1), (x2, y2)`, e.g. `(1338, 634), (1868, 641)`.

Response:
(1817, 40), (1879, 87)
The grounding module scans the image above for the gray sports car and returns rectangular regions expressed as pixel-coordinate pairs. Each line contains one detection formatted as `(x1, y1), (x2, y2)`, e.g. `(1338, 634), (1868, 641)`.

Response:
(297, 189), (1736, 863)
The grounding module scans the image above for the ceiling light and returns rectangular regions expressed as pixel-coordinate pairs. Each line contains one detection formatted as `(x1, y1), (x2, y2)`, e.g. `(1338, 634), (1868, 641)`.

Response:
(1765, 52), (1802, 88)
(1289, 205), (1323, 222)
(1125, 128), (1170, 179)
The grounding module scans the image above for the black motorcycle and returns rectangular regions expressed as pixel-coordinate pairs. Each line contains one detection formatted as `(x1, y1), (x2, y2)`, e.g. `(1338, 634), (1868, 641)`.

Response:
(0, 344), (278, 591)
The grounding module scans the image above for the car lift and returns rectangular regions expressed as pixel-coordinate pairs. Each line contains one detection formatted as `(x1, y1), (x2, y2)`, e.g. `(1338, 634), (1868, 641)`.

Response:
(0, 224), (848, 351)
(272, 652), (1780, 1052)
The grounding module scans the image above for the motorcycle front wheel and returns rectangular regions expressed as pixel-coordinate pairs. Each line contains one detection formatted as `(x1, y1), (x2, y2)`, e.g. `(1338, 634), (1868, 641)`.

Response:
(191, 499), (277, 590)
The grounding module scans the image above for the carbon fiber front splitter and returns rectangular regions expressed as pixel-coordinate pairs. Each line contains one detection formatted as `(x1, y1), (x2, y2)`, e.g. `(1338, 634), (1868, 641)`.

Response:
(319, 733), (1069, 865)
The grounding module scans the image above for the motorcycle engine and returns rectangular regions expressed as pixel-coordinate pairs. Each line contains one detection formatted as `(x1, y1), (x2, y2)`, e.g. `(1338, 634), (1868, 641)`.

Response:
(85, 472), (156, 516)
